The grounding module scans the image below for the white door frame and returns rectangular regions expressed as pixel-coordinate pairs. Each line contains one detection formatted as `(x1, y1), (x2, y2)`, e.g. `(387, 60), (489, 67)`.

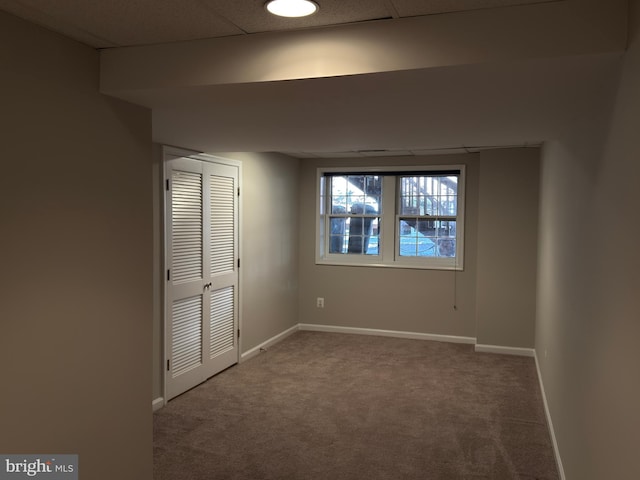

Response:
(161, 145), (242, 405)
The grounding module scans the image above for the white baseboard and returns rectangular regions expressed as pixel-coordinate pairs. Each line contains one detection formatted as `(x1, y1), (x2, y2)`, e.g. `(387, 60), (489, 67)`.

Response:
(474, 344), (535, 357)
(534, 351), (566, 480)
(298, 323), (476, 345)
(239, 324), (538, 365)
(152, 397), (164, 412)
(240, 324), (299, 362)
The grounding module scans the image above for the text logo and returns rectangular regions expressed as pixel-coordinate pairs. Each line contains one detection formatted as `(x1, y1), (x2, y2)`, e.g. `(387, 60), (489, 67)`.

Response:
(0, 456), (77, 480)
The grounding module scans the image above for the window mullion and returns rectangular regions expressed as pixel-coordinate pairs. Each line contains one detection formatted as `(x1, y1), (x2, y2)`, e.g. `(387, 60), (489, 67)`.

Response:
(381, 176), (396, 262)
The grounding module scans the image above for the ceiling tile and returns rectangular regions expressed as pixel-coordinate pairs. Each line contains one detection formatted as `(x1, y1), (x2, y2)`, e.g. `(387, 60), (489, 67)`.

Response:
(0, 0), (244, 47)
(357, 149), (413, 156)
(410, 147), (469, 155)
(0, 0), (564, 49)
(314, 152), (364, 158)
(280, 151), (320, 158)
(0, 0), (116, 47)
(390, 0), (559, 17)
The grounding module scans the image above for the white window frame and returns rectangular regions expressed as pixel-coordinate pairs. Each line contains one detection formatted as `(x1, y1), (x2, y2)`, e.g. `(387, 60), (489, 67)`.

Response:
(316, 165), (465, 271)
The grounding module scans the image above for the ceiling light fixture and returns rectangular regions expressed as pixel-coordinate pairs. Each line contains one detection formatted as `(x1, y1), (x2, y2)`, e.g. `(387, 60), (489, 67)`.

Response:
(265, 0), (319, 18)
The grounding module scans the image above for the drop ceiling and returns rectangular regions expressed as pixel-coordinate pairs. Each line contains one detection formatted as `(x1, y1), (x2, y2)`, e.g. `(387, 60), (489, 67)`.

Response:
(0, 0), (558, 48)
(0, 0), (627, 158)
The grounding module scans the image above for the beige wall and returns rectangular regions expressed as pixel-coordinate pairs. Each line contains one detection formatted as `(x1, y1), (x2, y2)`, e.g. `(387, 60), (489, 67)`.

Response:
(0, 11), (153, 480)
(298, 151), (539, 345)
(297, 154), (480, 337)
(152, 144), (163, 401)
(476, 148), (539, 348)
(536, 1), (640, 477)
(230, 152), (301, 352)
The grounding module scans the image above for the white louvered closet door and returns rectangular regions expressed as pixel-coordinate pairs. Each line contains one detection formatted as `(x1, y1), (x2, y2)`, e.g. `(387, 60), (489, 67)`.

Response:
(166, 156), (239, 401)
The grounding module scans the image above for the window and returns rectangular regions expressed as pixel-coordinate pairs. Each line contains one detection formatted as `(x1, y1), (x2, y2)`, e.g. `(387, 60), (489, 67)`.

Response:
(326, 174), (382, 256)
(317, 165), (465, 270)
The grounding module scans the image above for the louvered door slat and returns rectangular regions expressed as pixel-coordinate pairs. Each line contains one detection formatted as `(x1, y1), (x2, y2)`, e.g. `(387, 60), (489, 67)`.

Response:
(210, 175), (235, 276)
(210, 286), (234, 358)
(172, 296), (202, 377)
(172, 171), (203, 283)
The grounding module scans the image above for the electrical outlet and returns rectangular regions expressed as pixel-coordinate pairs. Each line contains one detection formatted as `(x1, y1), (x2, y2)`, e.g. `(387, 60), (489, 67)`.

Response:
(316, 297), (324, 308)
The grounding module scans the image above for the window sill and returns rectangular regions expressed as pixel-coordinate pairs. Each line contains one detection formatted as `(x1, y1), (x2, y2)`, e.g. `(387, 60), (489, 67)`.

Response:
(315, 257), (463, 271)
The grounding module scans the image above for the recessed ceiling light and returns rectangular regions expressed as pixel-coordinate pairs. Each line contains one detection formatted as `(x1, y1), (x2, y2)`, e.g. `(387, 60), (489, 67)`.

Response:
(265, 0), (319, 18)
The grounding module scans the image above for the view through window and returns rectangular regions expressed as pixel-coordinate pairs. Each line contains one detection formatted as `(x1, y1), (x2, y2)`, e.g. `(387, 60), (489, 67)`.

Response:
(318, 166), (464, 270)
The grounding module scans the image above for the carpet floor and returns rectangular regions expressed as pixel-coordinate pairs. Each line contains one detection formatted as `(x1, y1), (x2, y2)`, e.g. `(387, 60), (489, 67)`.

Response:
(154, 331), (559, 479)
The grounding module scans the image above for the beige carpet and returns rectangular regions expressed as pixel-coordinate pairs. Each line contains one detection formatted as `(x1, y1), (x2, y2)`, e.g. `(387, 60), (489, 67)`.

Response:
(154, 331), (559, 479)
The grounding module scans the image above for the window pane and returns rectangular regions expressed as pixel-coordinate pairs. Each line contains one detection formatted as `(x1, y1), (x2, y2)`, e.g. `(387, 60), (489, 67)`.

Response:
(398, 218), (456, 257)
(363, 175), (381, 195)
(329, 216), (347, 253)
(329, 217), (380, 255)
(330, 175), (381, 216)
(347, 217), (380, 255)
(327, 174), (381, 256)
(416, 218), (434, 236)
(346, 195), (365, 212)
(400, 203), (418, 215)
(435, 220), (456, 238)
(366, 195), (382, 209)
(399, 175), (458, 217)
(319, 176), (326, 215)
(442, 195), (457, 216)
(436, 238), (456, 257)
(399, 219), (437, 257)
(423, 196), (435, 216)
